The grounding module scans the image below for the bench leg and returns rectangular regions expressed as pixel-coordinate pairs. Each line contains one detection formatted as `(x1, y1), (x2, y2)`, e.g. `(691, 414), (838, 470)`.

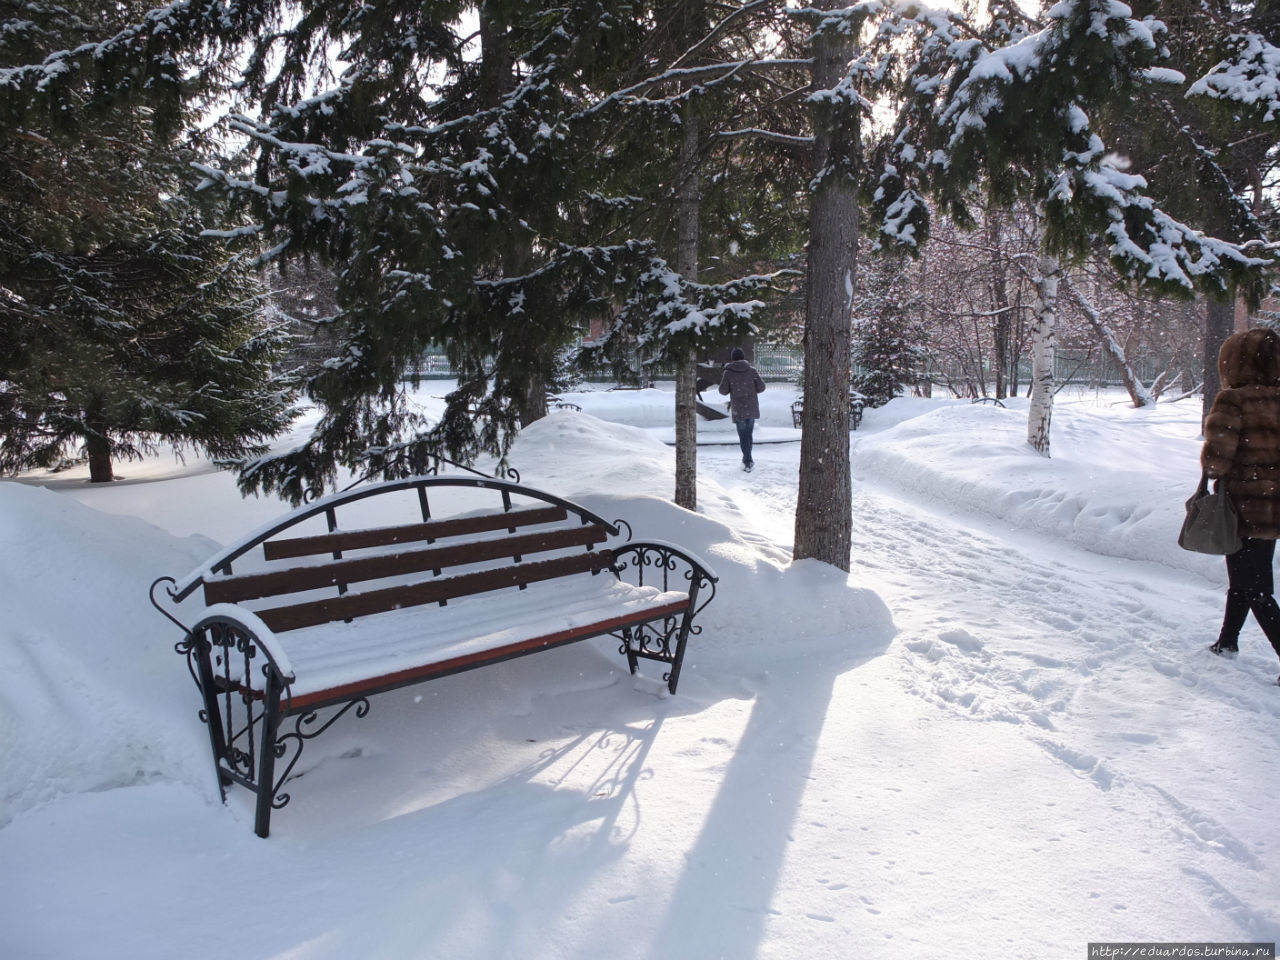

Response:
(621, 626), (640, 675)
(665, 614), (696, 695)
(254, 672), (285, 839)
(189, 631), (232, 800)
(666, 577), (706, 695)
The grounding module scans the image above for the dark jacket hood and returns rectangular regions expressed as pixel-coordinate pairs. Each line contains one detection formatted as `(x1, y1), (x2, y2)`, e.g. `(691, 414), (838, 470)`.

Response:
(1219, 328), (1280, 389)
(724, 359), (752, 372)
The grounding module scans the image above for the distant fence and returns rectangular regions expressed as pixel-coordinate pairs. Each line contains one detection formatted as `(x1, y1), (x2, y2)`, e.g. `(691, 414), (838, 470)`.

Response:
(645, 345), (803, 382)
(404, 344), (806, 384)
(1034, 348), (1176, 387)
(403, 344), (1179, 390)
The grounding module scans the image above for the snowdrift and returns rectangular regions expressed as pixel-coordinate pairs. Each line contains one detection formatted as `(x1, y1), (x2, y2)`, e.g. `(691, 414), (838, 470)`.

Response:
(0, 415), (893, 832)
(854, 396), (1223, 581)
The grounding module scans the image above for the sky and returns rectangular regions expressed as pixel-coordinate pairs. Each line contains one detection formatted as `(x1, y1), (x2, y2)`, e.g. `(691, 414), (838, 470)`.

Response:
(1, 382), (1278, 960)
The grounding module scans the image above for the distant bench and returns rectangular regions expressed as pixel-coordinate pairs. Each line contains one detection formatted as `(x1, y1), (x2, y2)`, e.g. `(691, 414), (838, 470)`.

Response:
(150, 477), (717, 837)
(791, 392), (866, 430)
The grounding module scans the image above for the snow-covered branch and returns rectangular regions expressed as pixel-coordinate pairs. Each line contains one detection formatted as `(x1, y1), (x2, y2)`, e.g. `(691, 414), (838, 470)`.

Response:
(1188, 32), (1280, 123)
(670, 0), (776, 70)
(718, 127), (814, 145)
(580, 59), (812, 118)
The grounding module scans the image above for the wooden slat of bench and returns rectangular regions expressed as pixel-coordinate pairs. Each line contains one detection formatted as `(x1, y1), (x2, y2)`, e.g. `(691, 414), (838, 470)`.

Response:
(257, 550), (617, 633)
(262, 505), (569, 561)
(286, 595), (692, 712)
(205, 525), (609, 605)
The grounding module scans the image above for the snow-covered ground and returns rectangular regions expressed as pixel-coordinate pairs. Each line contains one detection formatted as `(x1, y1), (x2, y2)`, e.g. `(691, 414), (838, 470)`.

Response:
(2, 382), (1278, 960)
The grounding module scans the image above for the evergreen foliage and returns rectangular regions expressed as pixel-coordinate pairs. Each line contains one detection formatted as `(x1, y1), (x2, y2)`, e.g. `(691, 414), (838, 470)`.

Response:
(2, 1), (816, 503)
(1105, 0), (1277, 256)
(868, 0), (1274, 302)
(190, 1), (793, 502)
(0, 0), (298, 483)
(852, 256), (924, 407)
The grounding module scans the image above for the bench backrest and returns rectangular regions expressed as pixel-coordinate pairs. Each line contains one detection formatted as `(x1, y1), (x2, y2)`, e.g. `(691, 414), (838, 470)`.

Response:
(175, 477), (620, 633)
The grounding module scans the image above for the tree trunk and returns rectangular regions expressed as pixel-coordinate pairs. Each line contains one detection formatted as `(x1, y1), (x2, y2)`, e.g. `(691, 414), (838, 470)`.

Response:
(1202, 292), (1235, 425)
(675, 347), (698, 508)
(988, 211), (1011, 401)
(673, 102), (701, 511)
(519, 376), (547, 424)
(794, 12), (856, 571)
(85, 419), (114, 483)
(1060, 274), (1154, 408)
(1010, 287), (1025, 397)
(482, 5), (546, 429)
(1027, 254), (1061, 456)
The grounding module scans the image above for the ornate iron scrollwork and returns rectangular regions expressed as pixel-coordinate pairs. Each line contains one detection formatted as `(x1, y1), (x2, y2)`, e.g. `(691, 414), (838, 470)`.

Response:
(269, 698), (372, 810)
(149, 576), (190, 635)
(608, 541), (718, 687)
(616, 615), (683, 666)
(178, 614), (294, 801)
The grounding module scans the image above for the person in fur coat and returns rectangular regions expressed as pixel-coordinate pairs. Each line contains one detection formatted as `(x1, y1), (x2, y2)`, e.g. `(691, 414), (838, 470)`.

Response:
(1201, 327), (1280, 680)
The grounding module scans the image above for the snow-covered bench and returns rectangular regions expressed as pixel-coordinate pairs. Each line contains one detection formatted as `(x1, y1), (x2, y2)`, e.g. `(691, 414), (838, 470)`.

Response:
(791, 393), (865, 430)
(149, 476), (717, 837)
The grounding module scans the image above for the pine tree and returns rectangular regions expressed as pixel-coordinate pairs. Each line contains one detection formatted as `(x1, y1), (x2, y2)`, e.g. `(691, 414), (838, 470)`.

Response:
(1119, 0), (1280, 417)
(576, 1), (810, 510)
(868, 0), (1274, 454)
(0, 1), (298, 482)
(152, 1), (781, 502)
(852, 256), (924, 407)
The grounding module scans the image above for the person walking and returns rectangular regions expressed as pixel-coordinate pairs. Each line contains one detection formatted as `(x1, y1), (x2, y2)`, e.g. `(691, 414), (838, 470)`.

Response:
(719, 347), (766, 472)
(1201, 327), (1280, 684)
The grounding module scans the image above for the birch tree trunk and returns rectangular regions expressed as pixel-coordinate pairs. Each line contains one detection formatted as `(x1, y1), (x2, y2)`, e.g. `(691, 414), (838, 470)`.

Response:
(674, 103), (700, 511)
(793, 10), (856, 570)
(1028, 254), (1062, 456)
(1060, 274), (1155, 408)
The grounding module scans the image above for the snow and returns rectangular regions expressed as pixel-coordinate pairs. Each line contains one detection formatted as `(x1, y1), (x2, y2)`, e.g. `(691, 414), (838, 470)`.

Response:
(245, 579), (692, 702)
(1189, 33), (1280, 123)
(3, 382), (1280, 959)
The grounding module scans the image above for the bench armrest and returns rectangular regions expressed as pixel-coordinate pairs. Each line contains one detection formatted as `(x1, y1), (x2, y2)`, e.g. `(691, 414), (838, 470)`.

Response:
(194, 604), (297, 683)
(611, 540), (718, 618)
(613, 539), (718, 584)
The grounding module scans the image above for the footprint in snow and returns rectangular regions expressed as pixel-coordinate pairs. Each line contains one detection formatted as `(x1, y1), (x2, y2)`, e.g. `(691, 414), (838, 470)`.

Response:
(938, 628), (986, 655)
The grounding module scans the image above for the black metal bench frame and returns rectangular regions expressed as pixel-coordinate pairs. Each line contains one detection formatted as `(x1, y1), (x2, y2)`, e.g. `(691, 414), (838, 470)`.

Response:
(791, 395), (865, 430)
(150, 476), (716, 837)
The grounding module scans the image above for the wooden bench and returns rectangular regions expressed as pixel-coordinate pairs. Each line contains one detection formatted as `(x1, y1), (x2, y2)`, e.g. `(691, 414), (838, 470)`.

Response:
(150, 476), (717, 837)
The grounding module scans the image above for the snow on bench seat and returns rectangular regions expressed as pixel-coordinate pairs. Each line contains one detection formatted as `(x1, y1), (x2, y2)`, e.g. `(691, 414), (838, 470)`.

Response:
(280, 576), (690, 708)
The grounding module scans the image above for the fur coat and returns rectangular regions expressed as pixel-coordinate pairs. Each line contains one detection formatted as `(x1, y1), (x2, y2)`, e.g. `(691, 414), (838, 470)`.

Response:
(1201, 328), (1280, 539)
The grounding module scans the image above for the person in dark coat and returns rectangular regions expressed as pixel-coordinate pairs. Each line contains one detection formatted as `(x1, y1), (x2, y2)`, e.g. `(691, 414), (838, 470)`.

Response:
(719, 347), (766, 471)
(1201, 327), (1280, 681)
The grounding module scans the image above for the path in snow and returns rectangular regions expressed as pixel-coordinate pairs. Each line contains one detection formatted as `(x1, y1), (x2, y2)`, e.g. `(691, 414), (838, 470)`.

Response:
(699, 438), (1280, 944)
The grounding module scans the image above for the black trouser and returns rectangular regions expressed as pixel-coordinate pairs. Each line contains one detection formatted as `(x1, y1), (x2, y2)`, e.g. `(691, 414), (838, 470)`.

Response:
(1219, 537), (1280, 659)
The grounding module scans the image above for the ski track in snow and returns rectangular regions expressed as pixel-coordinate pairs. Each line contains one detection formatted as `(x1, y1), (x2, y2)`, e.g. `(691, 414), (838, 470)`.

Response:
(707, 442), (1280, 897)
